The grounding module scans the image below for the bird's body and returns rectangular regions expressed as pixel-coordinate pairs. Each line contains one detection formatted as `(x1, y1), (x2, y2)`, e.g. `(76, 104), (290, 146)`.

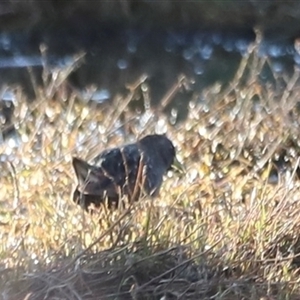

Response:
(72, 134), (179, 211)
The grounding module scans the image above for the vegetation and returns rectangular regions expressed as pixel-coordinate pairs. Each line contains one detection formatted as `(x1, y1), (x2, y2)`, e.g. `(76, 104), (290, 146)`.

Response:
(2, 40), (300, 299)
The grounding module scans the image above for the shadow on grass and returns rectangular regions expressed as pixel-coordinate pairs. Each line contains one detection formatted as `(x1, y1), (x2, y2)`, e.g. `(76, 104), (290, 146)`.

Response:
(2, 238), (300, 300)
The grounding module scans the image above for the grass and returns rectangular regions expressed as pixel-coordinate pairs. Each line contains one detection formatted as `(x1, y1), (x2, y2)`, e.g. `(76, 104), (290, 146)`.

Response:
(2, 40), (300, 299)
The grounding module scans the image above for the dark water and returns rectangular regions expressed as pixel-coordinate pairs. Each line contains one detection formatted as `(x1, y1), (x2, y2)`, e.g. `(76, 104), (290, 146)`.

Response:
(0, 26), (298, 138)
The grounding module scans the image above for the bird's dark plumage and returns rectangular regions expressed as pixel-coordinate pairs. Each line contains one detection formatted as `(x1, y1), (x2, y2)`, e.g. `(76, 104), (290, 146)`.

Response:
(72, 134), (179, 211)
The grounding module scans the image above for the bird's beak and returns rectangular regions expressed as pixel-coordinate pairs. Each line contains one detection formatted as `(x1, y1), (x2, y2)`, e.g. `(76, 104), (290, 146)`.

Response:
(172, 156), (185, 174)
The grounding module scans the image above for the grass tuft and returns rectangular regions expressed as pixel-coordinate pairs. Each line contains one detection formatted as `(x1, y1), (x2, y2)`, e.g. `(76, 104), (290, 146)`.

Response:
(2, 41), (300, 299)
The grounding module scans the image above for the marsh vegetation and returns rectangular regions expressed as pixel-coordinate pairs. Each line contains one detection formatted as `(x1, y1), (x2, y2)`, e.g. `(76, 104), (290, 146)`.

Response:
(1, 40), (300, 299)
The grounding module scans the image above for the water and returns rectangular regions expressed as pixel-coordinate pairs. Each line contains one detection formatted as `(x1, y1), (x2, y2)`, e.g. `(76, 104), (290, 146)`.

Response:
(0, 28), (296, 100)
(0, 26), (298, 138)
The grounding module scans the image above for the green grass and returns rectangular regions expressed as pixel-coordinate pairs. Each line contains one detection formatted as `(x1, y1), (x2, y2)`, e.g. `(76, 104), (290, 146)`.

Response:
(1, 41), (300, 299)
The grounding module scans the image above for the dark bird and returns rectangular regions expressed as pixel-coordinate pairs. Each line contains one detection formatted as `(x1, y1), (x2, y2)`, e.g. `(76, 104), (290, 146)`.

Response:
(72, 134), (183, 211)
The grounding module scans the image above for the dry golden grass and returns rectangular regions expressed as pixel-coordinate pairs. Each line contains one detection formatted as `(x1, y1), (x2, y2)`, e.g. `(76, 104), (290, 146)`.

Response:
(2, 43), (300, 299)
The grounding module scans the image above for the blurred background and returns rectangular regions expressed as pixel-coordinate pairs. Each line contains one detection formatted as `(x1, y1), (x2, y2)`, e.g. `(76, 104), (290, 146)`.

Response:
(1, 0), (300, 135)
